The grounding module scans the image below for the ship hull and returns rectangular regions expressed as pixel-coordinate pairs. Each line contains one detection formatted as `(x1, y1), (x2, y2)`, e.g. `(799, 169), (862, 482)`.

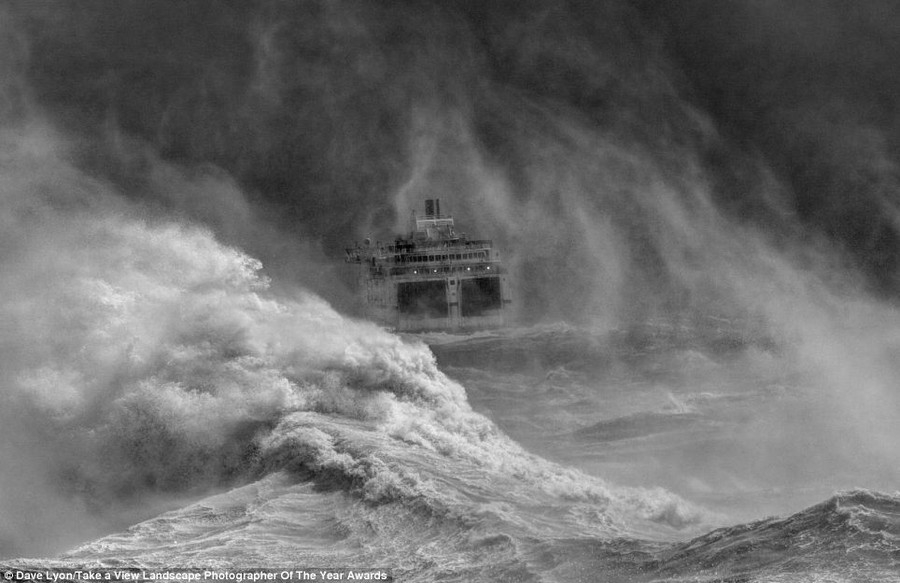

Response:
(360, 271), (512, 332)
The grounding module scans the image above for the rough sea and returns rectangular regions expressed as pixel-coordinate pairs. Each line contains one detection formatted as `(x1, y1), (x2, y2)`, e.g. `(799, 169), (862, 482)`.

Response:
(4, 1), (900, 581)
(1, 215), (897, 581)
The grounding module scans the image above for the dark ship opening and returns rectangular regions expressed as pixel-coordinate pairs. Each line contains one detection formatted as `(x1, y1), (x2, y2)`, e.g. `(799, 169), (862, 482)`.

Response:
(398, 280), (448, 317)
(460, 277), (502, 317)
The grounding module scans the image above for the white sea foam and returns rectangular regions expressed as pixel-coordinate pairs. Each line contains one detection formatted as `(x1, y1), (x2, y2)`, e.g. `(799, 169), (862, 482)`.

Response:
(0, 122), (708, 560)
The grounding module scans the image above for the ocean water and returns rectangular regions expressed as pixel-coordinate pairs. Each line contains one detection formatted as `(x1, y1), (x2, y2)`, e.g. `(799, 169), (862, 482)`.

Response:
(2, 227), (898, 582)
(4, 2), (900, 580)
(1, 126), (898, 582)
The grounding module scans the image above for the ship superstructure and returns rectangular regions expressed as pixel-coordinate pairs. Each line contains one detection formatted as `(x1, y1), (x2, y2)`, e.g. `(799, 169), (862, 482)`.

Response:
(346, 199), (512, 331)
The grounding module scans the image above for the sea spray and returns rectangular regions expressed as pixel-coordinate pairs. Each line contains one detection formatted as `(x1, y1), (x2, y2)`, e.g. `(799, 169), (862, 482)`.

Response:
(0, 124), (707, 562)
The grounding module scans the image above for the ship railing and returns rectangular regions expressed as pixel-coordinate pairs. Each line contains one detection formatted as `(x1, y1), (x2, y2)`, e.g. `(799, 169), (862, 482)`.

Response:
(387, 239), (493, 253)
(349, 240), (497, 264)
(394, 253), (494, 265)
(346, 249), (389, 264)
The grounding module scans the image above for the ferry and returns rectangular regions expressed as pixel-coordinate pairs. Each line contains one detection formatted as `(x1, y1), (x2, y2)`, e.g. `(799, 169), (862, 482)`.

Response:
(346, 199), (513, 331)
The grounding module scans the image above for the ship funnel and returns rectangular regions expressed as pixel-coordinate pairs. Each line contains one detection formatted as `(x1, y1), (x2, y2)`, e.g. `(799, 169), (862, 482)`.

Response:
(425, 199), (435, 217)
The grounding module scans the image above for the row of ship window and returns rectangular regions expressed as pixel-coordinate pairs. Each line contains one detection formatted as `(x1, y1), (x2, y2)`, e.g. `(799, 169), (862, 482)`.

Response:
(395, 252), (487, 263)
(387, 265), (497, 276)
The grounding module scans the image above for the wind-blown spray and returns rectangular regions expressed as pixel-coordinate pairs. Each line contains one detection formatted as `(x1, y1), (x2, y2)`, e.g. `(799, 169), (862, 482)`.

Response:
(4, 1), (900, 579)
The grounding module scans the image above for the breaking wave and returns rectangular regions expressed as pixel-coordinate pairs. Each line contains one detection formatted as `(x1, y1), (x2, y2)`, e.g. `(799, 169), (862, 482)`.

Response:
(0, 128), (705, 561)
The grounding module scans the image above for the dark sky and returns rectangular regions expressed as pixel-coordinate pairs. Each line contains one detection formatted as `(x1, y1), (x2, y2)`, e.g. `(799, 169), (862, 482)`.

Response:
(8, 0), (900, 321)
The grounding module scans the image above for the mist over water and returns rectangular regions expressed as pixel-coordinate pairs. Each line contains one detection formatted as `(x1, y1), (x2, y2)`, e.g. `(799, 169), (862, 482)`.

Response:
(3, 0), (900, 579)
